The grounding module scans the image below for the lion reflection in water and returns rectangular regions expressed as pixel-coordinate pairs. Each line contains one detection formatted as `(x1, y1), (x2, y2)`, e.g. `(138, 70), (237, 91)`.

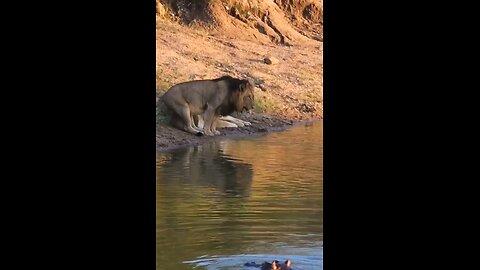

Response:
(160, 140), (253, 196)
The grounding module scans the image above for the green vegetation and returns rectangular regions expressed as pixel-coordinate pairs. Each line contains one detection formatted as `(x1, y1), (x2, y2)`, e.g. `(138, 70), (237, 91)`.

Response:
(303, 90), (323, 103)
(156, 69), (179, 95)
(255, 95), (279, 113)
(156, 98), (171, 125)
(232, 2), (249, 17)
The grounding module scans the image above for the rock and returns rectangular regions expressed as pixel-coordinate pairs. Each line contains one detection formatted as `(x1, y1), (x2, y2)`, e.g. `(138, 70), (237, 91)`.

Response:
(254, 78), (265, 85)
(264, 56), (280, 65)
(193, 56), (199, 61)
(314, 34), (323, 42)
(258, 84), (267, 91)
(296, 103), (316, 113)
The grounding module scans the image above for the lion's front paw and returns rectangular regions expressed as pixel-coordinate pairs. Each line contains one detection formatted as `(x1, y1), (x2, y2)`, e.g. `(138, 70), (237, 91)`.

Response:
(213, 130), (221, 135)
(192, 127), (204, 133)
(204, 130), (215, 136)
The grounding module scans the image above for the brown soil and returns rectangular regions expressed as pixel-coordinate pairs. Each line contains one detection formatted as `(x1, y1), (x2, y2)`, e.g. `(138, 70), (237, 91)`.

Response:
(156, 0), (323, 152)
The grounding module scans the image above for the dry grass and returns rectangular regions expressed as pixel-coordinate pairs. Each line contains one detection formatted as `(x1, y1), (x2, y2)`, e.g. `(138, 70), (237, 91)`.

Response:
(156, 16), (323, 120)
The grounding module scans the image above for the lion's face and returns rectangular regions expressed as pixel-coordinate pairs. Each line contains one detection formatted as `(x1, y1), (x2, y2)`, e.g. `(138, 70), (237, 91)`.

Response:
(239, 81), (255, 113)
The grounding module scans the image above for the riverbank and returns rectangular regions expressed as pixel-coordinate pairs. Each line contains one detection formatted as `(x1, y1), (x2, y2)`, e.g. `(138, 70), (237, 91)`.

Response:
(156, 113), (321, 152)
(156, 1), (322, 152)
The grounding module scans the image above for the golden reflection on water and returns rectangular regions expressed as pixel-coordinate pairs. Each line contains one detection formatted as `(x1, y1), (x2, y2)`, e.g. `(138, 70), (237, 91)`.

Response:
(156, 121), (323, 270)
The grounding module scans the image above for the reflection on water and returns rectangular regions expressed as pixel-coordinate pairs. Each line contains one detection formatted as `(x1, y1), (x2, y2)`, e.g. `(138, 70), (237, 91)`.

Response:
(157, 121), (323, 270)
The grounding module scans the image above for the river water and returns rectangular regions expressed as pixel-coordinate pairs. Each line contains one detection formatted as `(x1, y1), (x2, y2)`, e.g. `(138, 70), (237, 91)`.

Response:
(156, 121), (323, 270)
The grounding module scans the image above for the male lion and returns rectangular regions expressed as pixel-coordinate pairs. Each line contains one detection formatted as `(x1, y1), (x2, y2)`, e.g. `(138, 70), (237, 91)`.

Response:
(162, 75), (255, 136)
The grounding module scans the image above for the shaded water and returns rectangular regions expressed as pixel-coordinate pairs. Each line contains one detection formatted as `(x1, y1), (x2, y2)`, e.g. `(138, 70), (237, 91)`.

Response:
(157, 121), (323, 270)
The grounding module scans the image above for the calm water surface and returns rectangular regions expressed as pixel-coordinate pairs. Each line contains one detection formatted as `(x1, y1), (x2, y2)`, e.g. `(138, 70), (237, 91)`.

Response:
(157, 121), (323, 270)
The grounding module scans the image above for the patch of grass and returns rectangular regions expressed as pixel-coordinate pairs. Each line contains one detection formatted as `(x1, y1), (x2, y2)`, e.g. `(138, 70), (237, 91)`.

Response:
(230, 2), (255, 18)
(255, 98), (268, 112)
(156, 81), (170, 95)
(157, 66), (193, 89)
(156, 80), (170, 94)
(156, 68), (177, 94)
(297, 68), (320, 82)
(187, 19), (217, 31)
(156, 97), (171, 125)
(156, 111), (170, 125)
(255, 95), (280, 113)
(232, 3), (246, 16)
(302, 90), (323, 103)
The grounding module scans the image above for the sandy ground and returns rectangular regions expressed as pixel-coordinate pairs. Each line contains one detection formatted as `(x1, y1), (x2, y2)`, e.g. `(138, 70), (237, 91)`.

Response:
(156, 17), (322, 152)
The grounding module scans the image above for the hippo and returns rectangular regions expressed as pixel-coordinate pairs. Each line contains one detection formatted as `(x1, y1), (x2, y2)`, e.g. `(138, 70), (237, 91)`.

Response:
(244, 259), (292, 270)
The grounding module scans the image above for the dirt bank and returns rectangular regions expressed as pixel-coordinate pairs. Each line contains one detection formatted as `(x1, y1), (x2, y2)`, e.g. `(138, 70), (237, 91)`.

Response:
(156, 112), (321, 152)
(156, 0), (322, 152)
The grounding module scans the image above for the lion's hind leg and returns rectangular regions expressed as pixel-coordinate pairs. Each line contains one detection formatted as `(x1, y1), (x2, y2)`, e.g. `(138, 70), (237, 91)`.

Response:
(211, 115), (221, 135)
(202, 106), (218, 136)
(173, 104), (203, 135)
(196, 115), (205, 129)
(190, 114), (203, 133)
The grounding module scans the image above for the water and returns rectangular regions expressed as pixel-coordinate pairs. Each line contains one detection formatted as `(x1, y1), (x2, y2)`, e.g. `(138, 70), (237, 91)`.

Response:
(157, 121), (323, 270)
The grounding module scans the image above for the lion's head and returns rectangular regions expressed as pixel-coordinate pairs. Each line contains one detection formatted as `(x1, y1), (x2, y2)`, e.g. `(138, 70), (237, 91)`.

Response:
(235, 80), (255, 113)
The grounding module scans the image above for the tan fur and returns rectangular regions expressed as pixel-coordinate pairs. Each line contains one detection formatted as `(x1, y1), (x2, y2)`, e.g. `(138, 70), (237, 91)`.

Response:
(162, 76), (255, 136)
(195, 115), (252, 129)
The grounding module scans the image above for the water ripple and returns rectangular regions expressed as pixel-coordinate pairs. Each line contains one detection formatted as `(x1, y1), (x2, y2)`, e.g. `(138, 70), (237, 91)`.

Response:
(157, 122), (323, 270)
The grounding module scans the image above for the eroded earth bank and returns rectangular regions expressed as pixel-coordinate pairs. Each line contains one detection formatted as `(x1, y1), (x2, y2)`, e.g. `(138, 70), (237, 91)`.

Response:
(156, 0), (323, 151)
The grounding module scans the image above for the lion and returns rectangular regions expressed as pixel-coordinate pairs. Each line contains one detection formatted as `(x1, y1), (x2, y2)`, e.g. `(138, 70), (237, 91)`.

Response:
(191, 114), (252, 131)
(215, 115), (252, 128)
(162, 75), (255, 136)
(193, 106), (253, 130)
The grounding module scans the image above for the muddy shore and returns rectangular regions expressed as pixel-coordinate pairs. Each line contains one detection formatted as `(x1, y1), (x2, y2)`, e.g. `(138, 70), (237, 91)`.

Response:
(156, 113), (321, 152)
